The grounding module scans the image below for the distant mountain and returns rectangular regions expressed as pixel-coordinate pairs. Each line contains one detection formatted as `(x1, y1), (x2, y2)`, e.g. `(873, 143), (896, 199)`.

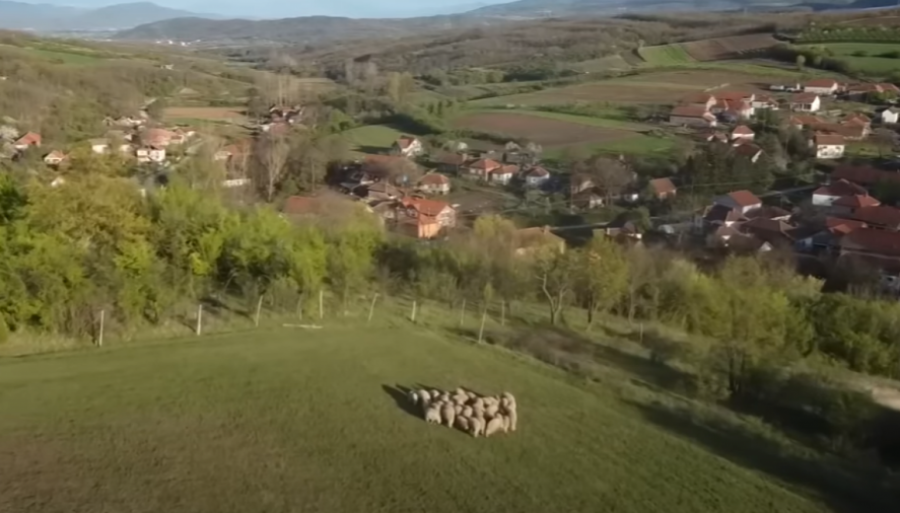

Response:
(0, 1), (221, 32)
(464, 0), (825, 17)
(113, 14), (500, 44)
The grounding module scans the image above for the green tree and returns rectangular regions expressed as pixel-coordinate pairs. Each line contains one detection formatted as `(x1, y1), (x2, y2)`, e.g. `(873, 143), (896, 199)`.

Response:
(577, 237), (629, 330)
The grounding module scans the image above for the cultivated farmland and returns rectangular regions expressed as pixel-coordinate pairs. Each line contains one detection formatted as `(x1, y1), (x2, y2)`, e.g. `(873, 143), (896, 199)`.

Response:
(681, 33), (780, 61)
(453, 111), (635, 148)
(0, 317), (844, 513)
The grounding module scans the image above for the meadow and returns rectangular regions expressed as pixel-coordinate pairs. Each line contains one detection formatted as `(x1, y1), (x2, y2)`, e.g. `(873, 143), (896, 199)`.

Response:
(0, 302), (855, 513)
(341, 124), (408, 154)
(798, 42), (900, 74)
(638, 44), (695, 65)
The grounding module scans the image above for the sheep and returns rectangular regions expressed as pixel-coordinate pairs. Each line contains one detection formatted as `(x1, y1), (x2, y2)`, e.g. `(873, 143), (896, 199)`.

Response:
(473, 397), (485, 410)
(484, 416), (505, 437)
(485, 402), (500, 419)
(507, 409), (518, 432)
(462, 405), (473, 418)
(466, 391), (477, 401)
(407, 389), (419, 406)
(454, 404), (463, 415)
(425, 405), (443, 424)
(441, 403), (456, 428)
(473, 402), (485, 419)
(455, 415), (470, 432)
(455, 387), (466, 397)
(499, 414), (511, 433)
(418, 389), (432, 405)
(502, 392), (517, 409)
(440, 392), (451, 403)
(468, 416), (485, 438)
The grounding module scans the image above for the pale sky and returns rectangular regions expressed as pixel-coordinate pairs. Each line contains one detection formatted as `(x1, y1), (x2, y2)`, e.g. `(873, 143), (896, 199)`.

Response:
(15, 0), (513, 18)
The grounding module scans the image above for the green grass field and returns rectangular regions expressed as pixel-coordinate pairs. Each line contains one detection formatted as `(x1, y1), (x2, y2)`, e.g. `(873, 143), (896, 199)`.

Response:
(0, 305), (847, 513)
(573, 54), (633, 72)
(638, 44), (695, 65)
(341, 125), (407, 154)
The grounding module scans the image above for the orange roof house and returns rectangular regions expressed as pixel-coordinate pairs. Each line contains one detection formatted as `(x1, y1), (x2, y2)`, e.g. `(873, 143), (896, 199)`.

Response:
(14, 131), (41, 149)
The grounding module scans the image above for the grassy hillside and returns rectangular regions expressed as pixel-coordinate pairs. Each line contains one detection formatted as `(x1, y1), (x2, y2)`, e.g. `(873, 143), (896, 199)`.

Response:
(638, 44), (696, 65)
(0, 309), (843, 513)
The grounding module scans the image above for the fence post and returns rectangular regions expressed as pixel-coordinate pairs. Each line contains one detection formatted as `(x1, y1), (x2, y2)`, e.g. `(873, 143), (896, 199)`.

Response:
(254, 294), (264, 327)
(410, 299), (417, 323)
(478, 306), (487, 344)
(98, 309), (105, 347)
(367, 293), (379, 324)
(459, 298), (466, 326)
(318, 289), (324, 320)
(196, 304), (203, 336)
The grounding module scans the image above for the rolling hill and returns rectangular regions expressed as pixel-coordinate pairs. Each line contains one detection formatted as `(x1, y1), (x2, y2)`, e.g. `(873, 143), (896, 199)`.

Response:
(0, 1), (219, 32)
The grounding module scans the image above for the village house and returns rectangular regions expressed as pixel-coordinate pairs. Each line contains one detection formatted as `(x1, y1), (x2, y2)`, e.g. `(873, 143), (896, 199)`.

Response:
(831, 194), (881, 216)
(711, 91), (756, 110)
(648, 177), (677, 200)
(846, 82), (900, 101)
(136, 146), (166, 164)
(789, 114), (825, 130)
(512, 226), (566, 257)
(770, 82), (802, 92)
(436, 152), (469, 174)
(602, 214), (643, 241)
(140, 128), (174, 148)
(490, 164), (518, 185)
(881, 107), (900, 125)
(524, 166), (551, 187)
(13, 131), (41, 151)
(569, 173), (595, 195)
(416, 172), (451, 195)
(716, 100), (755, 121)
(731, 125), (754, 141)
(813, 133), (846, 159)
(812, 179), (868, 206)
(396, 197), (456, 239)
(848, 205), (900, 231)
(751, 94), (779, 111)
(356, 181), (402, 203)
(713, 190), (762, 214)
(840, 228), (900, 273)
(700, 130), (729, 144)
(804, 78), (840, 96)
(669, 105), (717, 128)
(739, 217), (800, 247)
(42, 150), (67, 166)
(466, 158), (502, 181)
(392, 136), (424, 158)
(789, 93), (821, 113)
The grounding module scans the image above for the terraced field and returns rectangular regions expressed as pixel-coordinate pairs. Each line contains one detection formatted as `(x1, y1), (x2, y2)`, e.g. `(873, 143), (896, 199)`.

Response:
(682, 33), (780, 61)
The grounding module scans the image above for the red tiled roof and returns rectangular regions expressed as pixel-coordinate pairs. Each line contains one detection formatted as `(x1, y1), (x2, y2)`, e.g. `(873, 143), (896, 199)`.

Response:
(815, 133), (845, 146)
(704, 204), (745, 224)
(716, 91), (753, 102)
(740, 217), (797, 240)
(833, 194), (880, 209)
(470, 158), (502, 171)
(842, 227), (900, 258)
(496, 164), (519, 175)
(733, 143), (762, 158)
(826, 216), (867, 233)
(400, 197), (451, 217)
(728, 190), (762, 208)
(732, 125), (754, 135)
(43, 150), (66, 160)
(141, 128), (172, 146)
(844, 113), (871, 126)
(791, 93), (819, 103)
(744, 206), (791, 220)
(671, 105), (711, 118)
(832, 165), (900, 187)
(418, 173), (450, 186)
(790, 114), (825, 127)
(396, 136), (417, 149)
(649, 177), (676, 195)
(526, 166), (550, 177)
(15, 131), (41, 146)
(850, 205), (900, 228)
(814, 179), (868, 197)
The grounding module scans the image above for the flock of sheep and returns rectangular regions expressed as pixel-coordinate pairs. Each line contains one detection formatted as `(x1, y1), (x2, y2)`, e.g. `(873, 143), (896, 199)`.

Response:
(407, 387), (517, 438)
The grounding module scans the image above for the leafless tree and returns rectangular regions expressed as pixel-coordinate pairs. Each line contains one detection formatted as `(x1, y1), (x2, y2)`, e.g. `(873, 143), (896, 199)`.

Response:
(254, 134), (291, 202)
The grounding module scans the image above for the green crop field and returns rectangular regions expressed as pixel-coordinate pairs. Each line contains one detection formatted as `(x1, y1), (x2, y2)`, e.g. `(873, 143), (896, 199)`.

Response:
(0, 302), (858, 513)
(638, 44), (695, 65)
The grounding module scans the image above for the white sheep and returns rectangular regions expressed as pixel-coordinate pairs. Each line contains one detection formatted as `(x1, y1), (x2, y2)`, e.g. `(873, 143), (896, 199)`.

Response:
(466, 391), (477, 401)
(418, 389), (432, 405)
(455, 415), (470, 432)
(425, 405), (442, 424)
(468, 416), (485, 438)
(499, 414), (511, 433)
(484, 416), (505, 437)
(507, 409), (517, 432)
(462, 405), (473, 418)
(502, 392), (517, 409)
(454, 404), (463, 415)
(485, 402), (499, 419)
(441, 403), (456, 427)
(407, 389), (419, 406)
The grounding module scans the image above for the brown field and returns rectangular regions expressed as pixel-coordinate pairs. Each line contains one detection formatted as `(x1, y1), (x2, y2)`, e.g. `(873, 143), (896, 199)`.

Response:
(163, 106), (247, 123)
(473, 69), (789, 107)
(452, 112), (630, 148)
(682, 33), (780, 61)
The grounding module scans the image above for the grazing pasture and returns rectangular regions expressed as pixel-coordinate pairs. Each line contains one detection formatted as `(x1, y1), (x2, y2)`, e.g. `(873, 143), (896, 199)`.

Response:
(798, 42), (900, 74)
(341, 124), (406, 153)
(0, 318), (839, 513)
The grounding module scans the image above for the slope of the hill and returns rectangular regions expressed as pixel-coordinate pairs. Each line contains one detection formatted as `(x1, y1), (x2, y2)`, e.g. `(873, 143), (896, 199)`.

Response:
(0, 1), (219, 31)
